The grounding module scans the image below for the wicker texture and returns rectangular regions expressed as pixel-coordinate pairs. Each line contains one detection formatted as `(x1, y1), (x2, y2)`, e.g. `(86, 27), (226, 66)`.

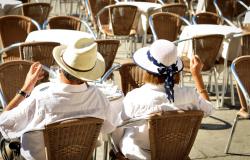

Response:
(149, 110), (203, 160)
(234, 56), (250, 111)
(134, 0), (157, 2)
(203, 0), (216, 13)
(98, 5), (137, 36)
(151, 12), (183, 41)
(241, 33), (250, 56)
(215, 0), (236, 20)
(95, 39), (120, 73)
(119, 63), (145, 95)
(0, 15), (38, 62)
(161, 3), (187, 17)
(87, 0), (116, 31)
(193, 12), (222, 24)
(47, 16), (82, 30)
(0, 60), (33, 105)
(10, 2), (51, 27)
(44, 117), (103, 160)
(183, 34), (224, 72)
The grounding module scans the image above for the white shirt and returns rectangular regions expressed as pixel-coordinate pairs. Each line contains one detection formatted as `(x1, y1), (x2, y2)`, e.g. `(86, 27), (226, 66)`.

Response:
(119, 83), (214, 160)
(0, 82), (116, 160)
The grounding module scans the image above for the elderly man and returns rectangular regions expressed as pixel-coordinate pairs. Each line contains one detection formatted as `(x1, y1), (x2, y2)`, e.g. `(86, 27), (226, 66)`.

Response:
(0, 38), (116, 159)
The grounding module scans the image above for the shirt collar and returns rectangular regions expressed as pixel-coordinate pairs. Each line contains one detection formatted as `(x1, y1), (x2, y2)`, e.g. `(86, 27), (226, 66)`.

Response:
(52, 82), (89, 93)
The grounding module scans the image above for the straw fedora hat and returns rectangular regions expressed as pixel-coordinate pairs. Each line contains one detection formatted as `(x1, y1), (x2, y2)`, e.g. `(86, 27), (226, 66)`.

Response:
(133, 39), (183, 74)
(53, 38), (105, 81)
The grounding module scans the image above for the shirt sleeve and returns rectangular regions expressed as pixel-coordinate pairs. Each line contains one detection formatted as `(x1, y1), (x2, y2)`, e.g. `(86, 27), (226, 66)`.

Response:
(0, 96), (36, 139)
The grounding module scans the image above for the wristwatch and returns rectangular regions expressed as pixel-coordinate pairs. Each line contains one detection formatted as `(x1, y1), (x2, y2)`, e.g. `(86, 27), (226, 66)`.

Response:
(17, 90), (30, 98)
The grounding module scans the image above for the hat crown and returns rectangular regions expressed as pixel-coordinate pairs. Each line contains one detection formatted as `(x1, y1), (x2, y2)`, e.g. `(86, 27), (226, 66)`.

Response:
(62, 38), (97, 71)
(149, 39), (177, 67)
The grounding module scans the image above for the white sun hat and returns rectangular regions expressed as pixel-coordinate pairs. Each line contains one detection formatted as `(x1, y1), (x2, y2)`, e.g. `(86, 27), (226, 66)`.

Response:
(53, 37), (105, 81)
(133, 39), (183, 74)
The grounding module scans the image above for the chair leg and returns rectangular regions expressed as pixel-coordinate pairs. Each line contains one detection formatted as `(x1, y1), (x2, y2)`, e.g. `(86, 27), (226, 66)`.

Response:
(213, 70), (219, 108)
(208, 73), (212, 93)
(229, 69), (235, 106)
(220, 66), (228, 107)
(225, 115), (239, 153)
(103, 141), (108, 160)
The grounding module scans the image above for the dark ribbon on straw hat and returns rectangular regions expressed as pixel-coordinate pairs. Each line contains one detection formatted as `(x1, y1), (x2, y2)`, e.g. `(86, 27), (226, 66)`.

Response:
(147, 51), (178, 103)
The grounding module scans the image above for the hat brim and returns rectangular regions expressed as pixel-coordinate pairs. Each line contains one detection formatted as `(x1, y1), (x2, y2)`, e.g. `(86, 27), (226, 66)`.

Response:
(53, 45), (105, 81)
(133, 47), (183, 74)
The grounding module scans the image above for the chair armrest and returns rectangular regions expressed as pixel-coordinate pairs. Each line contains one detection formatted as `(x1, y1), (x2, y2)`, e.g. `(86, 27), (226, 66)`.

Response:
(231, 63), (250, 108)
(157, 0), (164, 5)
(236, 0), (249, 10)
(80, 19), (97, 39)
(99, 63), (121, 83)
(0, 90), (7, 109)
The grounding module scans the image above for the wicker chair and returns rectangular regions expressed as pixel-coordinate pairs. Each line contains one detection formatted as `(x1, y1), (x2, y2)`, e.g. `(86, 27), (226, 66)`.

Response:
(192, 12), (222, 25)
(44, 117), (103, 160)
(0, 15), (40, 62)
(9, 2), (52, 28)
(96, 4), (138, 57)
(180, 34), (224, 107)
(134, 0), (158, 2)
(86, 0), (116, 32)
(109, 110), (204, 160)
(149, 12), (191, 41)
(225, 56), (250, 153)
(160, 3), (187, 17)
(43, 15), (96, 38)
(118, 62), (145, 95)
(0, 60), (33, 107)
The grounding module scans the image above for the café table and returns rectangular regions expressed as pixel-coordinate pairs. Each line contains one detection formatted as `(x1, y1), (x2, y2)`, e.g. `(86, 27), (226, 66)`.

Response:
(177, 24), (243, 61)
(0, 0), (22, 16)
(116, 1), (161, 45)
(25, 29), (95, 45)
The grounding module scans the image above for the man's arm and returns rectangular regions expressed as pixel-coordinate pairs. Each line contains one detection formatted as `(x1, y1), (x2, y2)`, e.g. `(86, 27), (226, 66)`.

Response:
(190, 55), (210, 101)
(4, 62), (44, 112)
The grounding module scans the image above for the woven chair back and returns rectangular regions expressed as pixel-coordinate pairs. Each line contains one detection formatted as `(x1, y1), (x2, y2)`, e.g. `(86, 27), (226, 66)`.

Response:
(47, 16), (81, 30)
(151, 12), (183, 41)
(107, 5), (137, 36)
(215, 0), (236, 20)
(44, 117), (103, 160)
(134, 0), (157, 2)
(193, 12), (222, 24)
(192, 34), (224, 71)
(87, 0), (116, 31)
(19, 41), (60, 82)
(0, 60), (33, 105)
(149, 110), (203, 160)
(0, 15), (38, 62)
(233, 56), (250, 112)
(119, 62), (145, 95)
(241, 33), (250, 56)
(161, 3), (187, 17)
(95, 39), (120, 73)
(203, 0), (216, 13)
(10, 2), (51, 27)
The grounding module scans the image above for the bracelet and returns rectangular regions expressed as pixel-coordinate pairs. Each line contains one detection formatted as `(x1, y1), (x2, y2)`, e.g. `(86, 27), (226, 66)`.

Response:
(198, 88), (207, 94)
(17, 90), (30, 98)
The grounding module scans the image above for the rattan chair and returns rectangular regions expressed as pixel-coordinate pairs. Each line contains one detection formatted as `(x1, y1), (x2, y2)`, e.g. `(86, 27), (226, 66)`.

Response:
(96, 4), (138, 57)
(86, 0), (116, 32)
(149, 12), (191, 41)
(43, 15), (96, 39)
(192, 12), (222, 24)
(9, 2), (52, 28)
(0, 60), (33, 107)
(160, 3), (188, 17)
(0, 15), (40, 62)
(179, 34), (224, 107)
(118, 62), (145, 95)
(43, 117), (103, 160)
(109, 110), (204, 160)
(225, 55), (250, 153)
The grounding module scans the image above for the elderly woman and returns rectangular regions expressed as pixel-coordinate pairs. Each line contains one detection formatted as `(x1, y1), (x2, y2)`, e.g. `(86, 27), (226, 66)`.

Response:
(119, 39), (214, 159)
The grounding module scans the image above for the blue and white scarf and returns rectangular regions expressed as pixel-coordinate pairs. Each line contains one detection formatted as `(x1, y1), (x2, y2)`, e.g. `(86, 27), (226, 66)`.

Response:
(147, 51), (179, 103)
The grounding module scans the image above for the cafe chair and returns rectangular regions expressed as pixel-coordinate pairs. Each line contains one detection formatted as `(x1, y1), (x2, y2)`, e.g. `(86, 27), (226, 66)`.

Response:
(43, 117), (103, 160)
(160, 3), (188, 17)
(96, 4), (138, 57)
(192, 12), (223, 25)
(86, 0), (116, 32)
(177, 34), (224, 108)
(0, 60), (33, 108)
(43, 16), (96, 39)
(109, 110), (204, 160)
(0, 15), (40, 62)
(118, 62), (145, 95)
(149, 12), (191, 42)
(9, 2), (52, 28)
(225, 55), (250, 153)
(95, 39), (120, 82)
